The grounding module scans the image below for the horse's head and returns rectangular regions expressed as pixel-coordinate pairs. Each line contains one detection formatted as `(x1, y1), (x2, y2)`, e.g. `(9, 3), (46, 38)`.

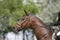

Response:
(12, 10), (35, 32)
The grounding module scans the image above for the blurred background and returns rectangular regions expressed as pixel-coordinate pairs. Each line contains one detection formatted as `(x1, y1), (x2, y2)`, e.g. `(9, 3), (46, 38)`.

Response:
(0, 0), (60, 40)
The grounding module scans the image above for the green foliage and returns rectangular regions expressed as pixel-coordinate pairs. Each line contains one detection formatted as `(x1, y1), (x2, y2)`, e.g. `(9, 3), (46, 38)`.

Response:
(0, 0), (38, 33)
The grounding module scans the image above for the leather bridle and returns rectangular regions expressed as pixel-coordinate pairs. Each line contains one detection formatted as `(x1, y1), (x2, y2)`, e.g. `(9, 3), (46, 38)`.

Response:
(17, 14), (32, 30)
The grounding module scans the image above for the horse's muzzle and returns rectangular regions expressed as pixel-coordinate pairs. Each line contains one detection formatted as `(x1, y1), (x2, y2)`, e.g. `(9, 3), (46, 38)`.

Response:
(12, 26), (22, 33)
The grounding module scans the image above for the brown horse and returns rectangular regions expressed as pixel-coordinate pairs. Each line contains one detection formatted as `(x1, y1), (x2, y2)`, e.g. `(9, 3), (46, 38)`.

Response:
(13, 10), (52, 40)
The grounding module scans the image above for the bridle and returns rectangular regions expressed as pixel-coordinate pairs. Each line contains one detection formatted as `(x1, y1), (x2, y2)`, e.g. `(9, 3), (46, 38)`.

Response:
(17, 14), (32, 30)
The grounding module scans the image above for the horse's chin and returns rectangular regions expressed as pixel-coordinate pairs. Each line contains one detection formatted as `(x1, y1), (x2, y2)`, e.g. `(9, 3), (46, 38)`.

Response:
(12, 29), (19, 33)
(13, 30), (20, 34)
(15, 28), (22, 33)
(14, 31), (18, 33)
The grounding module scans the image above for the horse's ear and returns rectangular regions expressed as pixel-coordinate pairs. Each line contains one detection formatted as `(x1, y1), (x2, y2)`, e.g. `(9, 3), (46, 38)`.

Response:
(24, 10), (29, 16)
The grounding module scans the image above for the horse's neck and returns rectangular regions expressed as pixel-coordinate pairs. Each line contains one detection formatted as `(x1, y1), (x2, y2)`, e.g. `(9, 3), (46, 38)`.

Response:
(32, 18), (46, 29)
(31, 19), (52, 39)
(32, 19), (47, 31)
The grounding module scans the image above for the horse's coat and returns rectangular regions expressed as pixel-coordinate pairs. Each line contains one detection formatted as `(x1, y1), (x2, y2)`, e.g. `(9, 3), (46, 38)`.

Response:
(13, 10), (53, 40)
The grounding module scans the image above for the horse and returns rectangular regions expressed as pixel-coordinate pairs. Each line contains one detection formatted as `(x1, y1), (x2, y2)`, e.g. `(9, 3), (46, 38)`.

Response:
(12, 10), (53, 40)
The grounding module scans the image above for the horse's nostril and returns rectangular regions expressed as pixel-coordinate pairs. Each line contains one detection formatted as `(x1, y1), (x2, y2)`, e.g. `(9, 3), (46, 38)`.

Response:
(13, 27), (15, 29)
